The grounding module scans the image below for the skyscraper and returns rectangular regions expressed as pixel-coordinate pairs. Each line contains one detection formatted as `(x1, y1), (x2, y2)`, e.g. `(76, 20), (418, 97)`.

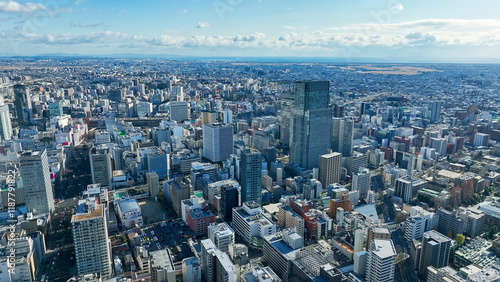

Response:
(240, 148), (262, 204)
(290, 81), (332, 169)
(90, 147), (112, 188)
(366, 239), (396, 282)
(394, 176), (427, 203)
(331, 117), (354, 157)
(220, 184), (239, 223)
(418, 230), (451, 276)
(203, 123), (234, 163)
(20, 150), (54, 216)
(0, 96), (12, 141)
(279, 92), (294, 146)
(71, 199), (112, 277)
(13, 84), (31, 125)
(146, 172), (160, 197)
(428, 101), (442, 123)
(318, 152), (342, 188)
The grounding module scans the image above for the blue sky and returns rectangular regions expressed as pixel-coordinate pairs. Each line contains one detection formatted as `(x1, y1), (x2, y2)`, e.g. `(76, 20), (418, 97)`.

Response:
(1, 0), (500, 61)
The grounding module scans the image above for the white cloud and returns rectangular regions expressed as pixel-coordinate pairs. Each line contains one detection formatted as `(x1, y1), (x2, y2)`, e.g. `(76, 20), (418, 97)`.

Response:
(24, 31), (129, 45)
(0, 1), (45, 13)
(15, 18), (500, 58)
(392, 3), (404, 12)
(197, 22), (210, 28)
(284, 25), (296, 30)
(183, 9), (188, 14)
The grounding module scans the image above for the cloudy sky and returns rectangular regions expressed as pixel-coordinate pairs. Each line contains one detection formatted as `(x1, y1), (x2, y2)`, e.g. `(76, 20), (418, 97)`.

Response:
(1, 0), (500, 61)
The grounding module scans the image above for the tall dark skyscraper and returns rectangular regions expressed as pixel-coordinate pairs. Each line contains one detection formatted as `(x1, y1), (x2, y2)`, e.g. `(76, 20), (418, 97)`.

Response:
(240, 148), (262, 204)
(428, 101), (442, 123)
(279, 92), (294, 146)
(220, 184), (239, 222)
(13, 84), (32, 125)
(290, 81), (332, 169)
(418, 230), (451, 276)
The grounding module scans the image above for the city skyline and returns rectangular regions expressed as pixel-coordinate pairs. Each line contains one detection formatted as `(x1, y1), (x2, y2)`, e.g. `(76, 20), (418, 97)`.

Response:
(0, 0), (499, 62)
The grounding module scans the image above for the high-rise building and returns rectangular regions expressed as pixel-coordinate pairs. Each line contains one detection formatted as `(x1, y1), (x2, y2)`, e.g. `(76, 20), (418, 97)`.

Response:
(146, 172), (160, 197)
(278, 205), (305, 239)
(345, 152), (368, 176)
(290, 81), (332, 169)
(263, 229), (303, 282)
(331, 117), (354, 157)
(404, 216), (426, 241)
(208, 222), (235, 252)
(168, 102), (189, 122)
(0, 96), (12, 141)
(182, 257), (202, 282)
(394, 176), (427, 203)
(352, 169), (371, 200)
(240, 148), (262, 204)
(232, 201), (276, 247)
(90, 146), (112, 188)
(428, 101), (442, 123)
(437, 208), (465, 238)
(150, 249), (176, 282)
(318, 152), (342, 188)
(366, 227), (391, 249)
(170, 177), (191, 217)
(203, 123), (234, 163)
(20, 150), (54, 216)
(13, 84), (31, 125)
(418, 230), (451, 276)
(49, 101), (63, 117)
(328, 198), (352, 218)
(220, 184), (239, 223)
(200, 239), (236, 282)
(366, 239), (396, 282)
(201, 111), (217, 125)
(71, 198), (112, 277)
(279, 92), (294, 146)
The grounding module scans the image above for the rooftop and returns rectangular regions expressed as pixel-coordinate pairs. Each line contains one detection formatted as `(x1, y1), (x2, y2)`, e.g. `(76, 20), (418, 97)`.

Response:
(72, 205), (103, 222)
(117, 198), (141, 213)
(371, 239), (396, 259)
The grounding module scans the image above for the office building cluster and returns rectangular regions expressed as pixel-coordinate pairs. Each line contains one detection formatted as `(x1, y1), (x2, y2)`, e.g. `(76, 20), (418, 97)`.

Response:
(0, 58), (499, 281)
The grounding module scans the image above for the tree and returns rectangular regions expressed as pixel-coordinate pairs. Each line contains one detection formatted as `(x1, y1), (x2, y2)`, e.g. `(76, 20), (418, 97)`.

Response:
(447, 230), (453, 239)
(455, 234), (465, 245)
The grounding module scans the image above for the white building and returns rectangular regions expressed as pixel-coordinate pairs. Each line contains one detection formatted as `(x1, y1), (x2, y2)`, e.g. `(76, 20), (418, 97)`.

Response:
(404, 216), (426, 241)
(352, 169), (371, 200)
(95, 130), (112, 145)
(150, 249), (176, 282)
(182, 257), (201, 282)
(200, 239), (236, 282)
(0, 97), (13, 141)
(20, 150), (55, 216)
(232, 201), (276, 247)
(136, 101), (153, 117)
(366, 239), (396, 282)
(116, 198), (143, 228)
(208, 222), (235, 252)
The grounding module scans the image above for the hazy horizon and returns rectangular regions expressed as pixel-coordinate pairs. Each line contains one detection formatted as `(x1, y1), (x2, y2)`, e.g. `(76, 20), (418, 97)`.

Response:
(1, 0), (500, 62)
